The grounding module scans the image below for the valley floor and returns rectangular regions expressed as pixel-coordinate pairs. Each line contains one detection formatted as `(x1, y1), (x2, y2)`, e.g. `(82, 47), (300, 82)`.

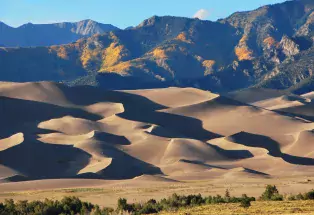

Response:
(159, 201), (314, 215)
(0, 176), (313, 208)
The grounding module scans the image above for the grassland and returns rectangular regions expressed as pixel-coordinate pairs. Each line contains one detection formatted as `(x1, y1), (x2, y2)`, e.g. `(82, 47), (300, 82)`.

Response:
(160, 201), (314, 215)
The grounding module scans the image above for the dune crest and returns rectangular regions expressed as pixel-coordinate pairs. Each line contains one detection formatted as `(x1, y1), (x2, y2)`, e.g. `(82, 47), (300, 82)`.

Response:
(0, 133), (24, 151)
(1, 82), (314, 183)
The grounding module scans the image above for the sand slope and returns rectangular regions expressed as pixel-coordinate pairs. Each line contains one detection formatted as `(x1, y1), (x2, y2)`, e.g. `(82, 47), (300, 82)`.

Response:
(0, 82), (314, 184)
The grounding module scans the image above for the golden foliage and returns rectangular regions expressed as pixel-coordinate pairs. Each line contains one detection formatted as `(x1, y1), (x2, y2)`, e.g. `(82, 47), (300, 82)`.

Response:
(80, 48), (101, 68)
(203, 60), (216, 75)
(50, 43), (80, 60)
(263, 37), (276, 47)
(202, 60), (216, 68)
(176, 32), (191, 43)
(235, 35), (253, 61)
(152, 48), (168, 59)
(235, 47), (253, 61)
(102, 43), (128, 68)
(100, 61), (132, 75)
(239, 35), (248, 44)
(53, 46), (70, 60)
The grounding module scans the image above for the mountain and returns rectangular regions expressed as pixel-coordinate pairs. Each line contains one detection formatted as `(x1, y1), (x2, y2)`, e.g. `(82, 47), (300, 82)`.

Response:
(0, 20), (119, 47)
(1, 0), (314, 93)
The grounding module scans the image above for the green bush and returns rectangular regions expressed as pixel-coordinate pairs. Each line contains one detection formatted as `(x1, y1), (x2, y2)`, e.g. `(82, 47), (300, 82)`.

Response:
(240, 198), (251, 208)
(260, 185), (283, 201)
(0, 196), (102, 215)
(115, 192), (255, 214)
(304, 190), (314, 200)
(117, 197), (128, 212)
(288, 190), (314, 201)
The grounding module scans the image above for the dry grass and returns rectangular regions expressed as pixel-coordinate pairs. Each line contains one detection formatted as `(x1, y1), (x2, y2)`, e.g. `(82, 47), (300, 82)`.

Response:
(159, 201), (314, 215)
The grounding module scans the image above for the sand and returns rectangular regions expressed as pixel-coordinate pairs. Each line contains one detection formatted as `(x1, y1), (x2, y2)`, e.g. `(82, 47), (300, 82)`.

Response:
(0, 82), (314, 206)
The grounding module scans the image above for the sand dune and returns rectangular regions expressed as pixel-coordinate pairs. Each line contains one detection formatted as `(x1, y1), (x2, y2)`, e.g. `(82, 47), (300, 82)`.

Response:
(38, 116), (102, 135)
(0, 133), (24, 151)
(125, 87), (218, 108)
(161, 139), (227, 164)
(284, 131), (314, 158)
(164, 96), (313, 137)
(227, 88), (288, 104)
(0, 81), (71, 106)
(302, 92), (314, 100)
(0, 82), (314, 185)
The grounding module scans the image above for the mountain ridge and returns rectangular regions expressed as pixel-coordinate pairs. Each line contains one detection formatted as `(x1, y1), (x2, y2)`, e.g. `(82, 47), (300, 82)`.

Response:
(1, 0), (314, 93)
(0, 19), (119, 47)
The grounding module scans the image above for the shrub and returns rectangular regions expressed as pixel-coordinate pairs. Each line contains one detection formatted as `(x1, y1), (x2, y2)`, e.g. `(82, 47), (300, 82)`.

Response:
(225, 189), (230, 199)
(304, 190), (314, 200)
(117, 198), (128, 212)
(240, 198), (251, 208)
(270, 194), (284, 201)
(286, 190), (314, 201)
(138, 203), (158, 214)
(260, 185), (283, 201)
(0, 197), (103, 215)
(204, 196), (213, 204)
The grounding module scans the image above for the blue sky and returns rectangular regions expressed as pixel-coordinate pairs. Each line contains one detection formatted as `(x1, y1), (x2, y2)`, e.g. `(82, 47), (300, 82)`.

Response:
(0, 0), (287, 28)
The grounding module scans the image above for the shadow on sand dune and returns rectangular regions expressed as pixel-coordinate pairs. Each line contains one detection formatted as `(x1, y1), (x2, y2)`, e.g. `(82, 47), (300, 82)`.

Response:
(120, 110), (222, 141)
(54, 84), (168, 110)
(94, 131), (131, 145)
(56, 84), (222, 141)
(0, 134), (162, 180)
(0, 96), (102, 139)
(98, 147), (163, 180)
(228, 132), (314, 166)
(206, 142), (254, 160)
(0, 135), (91, 180)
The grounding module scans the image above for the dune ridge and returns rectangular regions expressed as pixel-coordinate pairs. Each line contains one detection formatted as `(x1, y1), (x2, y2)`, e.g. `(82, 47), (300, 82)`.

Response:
(0, 82), (314, 184)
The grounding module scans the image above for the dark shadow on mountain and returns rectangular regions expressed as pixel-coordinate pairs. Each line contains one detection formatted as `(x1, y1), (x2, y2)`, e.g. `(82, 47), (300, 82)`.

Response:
(228, 132), (314, 165)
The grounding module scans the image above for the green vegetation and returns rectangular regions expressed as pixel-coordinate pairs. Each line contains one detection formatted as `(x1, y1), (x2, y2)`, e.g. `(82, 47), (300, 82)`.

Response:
(0, 197), (99, 215)
(240, 196), (251, 208)
(0, 186), (313, 215)
(287, 189), (314, 201)
(259, 185), (283, 201)
(116, 192), (255, 214)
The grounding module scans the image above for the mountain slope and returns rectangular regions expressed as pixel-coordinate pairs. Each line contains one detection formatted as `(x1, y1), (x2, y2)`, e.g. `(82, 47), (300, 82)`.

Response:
(0, 20), (119, 47)
(1, 0), (314, 93)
